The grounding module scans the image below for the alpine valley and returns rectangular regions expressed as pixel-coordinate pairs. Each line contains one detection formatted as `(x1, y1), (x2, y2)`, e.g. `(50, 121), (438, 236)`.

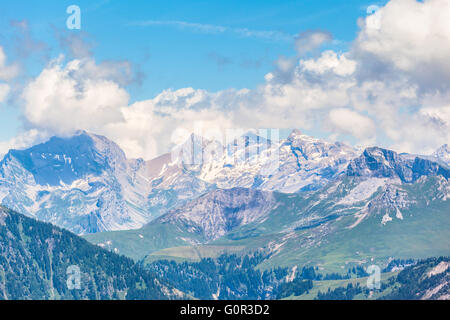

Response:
(0, 130), (449, 300)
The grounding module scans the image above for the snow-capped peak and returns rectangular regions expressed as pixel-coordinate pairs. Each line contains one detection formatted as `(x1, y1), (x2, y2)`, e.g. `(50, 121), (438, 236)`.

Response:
(0, 131), (151, 234)
(346, 146), (450, 183)
(288, 129), (303, 139)
(433, 144), (450, 166)
(3, 129), (446, 236)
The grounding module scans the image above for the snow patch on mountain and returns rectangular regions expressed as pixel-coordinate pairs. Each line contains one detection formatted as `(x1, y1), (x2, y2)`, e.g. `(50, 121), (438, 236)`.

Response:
(0, 131), (151, 234)
(196, 130), (358, 193)
(427, 261), (449, 278)
(433, 144), (450, 166)
(381, 213), (393, 225)
(348, 203), (370, 229)
(338, 178), (391, 205)
(1, 129), (448, 235)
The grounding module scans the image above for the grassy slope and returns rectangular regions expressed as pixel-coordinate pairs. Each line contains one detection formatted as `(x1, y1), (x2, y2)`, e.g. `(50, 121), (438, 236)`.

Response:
(285, 271), (400, 300)
(262, 180), (450, 271)
(144, 245), (247, 263)
(288, 256), (450, 300)
(83, 191), (306, 260)
(84, 221), (196, 260)
(85, 177), (449, 273)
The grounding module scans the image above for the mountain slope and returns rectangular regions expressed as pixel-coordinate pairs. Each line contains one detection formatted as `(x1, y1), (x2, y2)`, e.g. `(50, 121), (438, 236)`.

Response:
(0, 131), (152, 234)
(0, 130), (446, 237)
(380, 256), (449, 300)
(86, 146), (450, 272)
(307, 257), (449, 300)
(0, 130), (361, 234)
(85, 188), (276, 259)
(245, 148), (450, 270)
(255, 176), (449, 271)
(0, 205), (181, 300)
(192, 130), (359, 193)
(347, 147), (450, 182)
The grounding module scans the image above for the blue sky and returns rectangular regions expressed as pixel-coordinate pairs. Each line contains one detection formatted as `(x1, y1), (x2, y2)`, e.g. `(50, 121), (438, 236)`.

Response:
(0, 0), (383, 142)
(1, 0), (448, 159)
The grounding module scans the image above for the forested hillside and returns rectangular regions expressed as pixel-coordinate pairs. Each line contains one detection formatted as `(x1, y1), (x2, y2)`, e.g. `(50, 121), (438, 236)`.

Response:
(144, 252), (287, 299)
(144, 252), (449, 300)
(314, 257), (449, 300)
(144, 252), (366, 300)
(380, 257), (449, 300)
(0, 206), (181, 300)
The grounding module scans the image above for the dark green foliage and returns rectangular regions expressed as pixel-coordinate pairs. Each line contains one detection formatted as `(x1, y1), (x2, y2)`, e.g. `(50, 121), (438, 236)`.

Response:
(382, 259), (416, 272)
(145, 252), (286, 299)
(276, 279), (313, 299)
(144, 253), (369, 300)
(145, 252), (321, 299)
(323, 272), (351, 280)
(316, 283), (364, 300)
(314, 257), (449, 300)
(299, 266), (351, 281)
(351, 265), (369, 278)
(0, 206), (170, 300)
(380, 256), (449, 300)
(1, 204), (447, 300)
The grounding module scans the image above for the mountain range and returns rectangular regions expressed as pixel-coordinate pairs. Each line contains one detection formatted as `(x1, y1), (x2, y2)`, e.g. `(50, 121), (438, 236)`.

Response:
(0, 129), (448, 298)
(0, 129), (364, 234)
(86, 145), (450, 271)
(0, 130), (447, 236)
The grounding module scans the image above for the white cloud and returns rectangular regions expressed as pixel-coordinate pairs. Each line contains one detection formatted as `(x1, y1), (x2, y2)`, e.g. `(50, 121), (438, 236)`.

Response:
(295, 30), (333, 56)
(19, 57), (237, 159)
(0, 46), (19, 104)
(0, 84), (10, 103)
(0, 129), (43, 158)
(21, 57), (129, 136)
(0, 47), (19, 81)
(354, 0), (450, 92)
(348, 0), (450, 152)
(4, 0), (450, 159)
(133, 20), (293, 42)
(300, 51), (356, 76)
(327, 108), (376, 144)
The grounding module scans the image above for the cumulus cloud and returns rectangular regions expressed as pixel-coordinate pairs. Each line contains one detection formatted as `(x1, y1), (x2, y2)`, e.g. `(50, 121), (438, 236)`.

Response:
(18, 56), (236, 159)
(0, 46), (19, 104)
(0, 84), (10, 103)
(0, 47), (20, 82)
(4, 0), (450, 159)
(295, 30), (333, 56)
(21, 56), (129, 135)
(300, 51), (356, 76)
(327, 108), (376, 144)
(0, 129), (44, 157)
(348, 0), (450, 152)
(353, 0), (450, 93)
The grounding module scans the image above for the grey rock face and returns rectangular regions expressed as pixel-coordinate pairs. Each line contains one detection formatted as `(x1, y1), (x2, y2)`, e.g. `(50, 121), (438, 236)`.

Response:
(0, 131), (151, 234)
(158, 188), (275, 241)
(347, 147), (450, 183)
(0, 129), (447, 236)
